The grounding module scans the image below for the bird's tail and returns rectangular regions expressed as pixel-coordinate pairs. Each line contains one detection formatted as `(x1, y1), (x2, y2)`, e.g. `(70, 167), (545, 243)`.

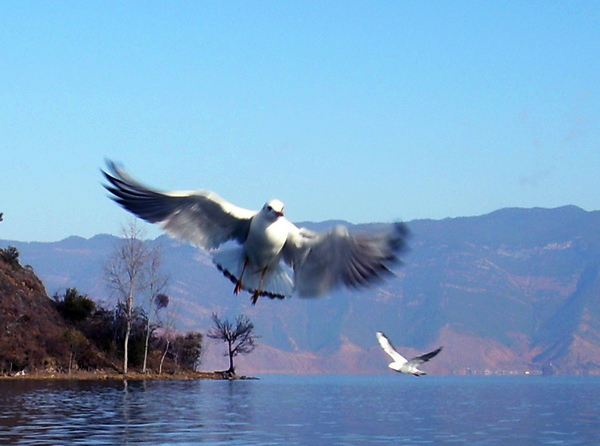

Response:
(213, 247), (293, 299)
(253, 265), (294, 299)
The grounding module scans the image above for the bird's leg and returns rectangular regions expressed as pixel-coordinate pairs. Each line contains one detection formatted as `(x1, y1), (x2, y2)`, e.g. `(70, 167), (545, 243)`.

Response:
(234, 258), (248, 295)
(251, 266), (269, 305)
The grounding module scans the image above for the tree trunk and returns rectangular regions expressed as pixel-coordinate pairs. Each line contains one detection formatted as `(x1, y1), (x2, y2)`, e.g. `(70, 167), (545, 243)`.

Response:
(227, 340), (235, 375)
(124, 324), (130, 374)
(159, 339), (170, 374)
(142, 318), (150, 373)
(124, 291), (133, 374)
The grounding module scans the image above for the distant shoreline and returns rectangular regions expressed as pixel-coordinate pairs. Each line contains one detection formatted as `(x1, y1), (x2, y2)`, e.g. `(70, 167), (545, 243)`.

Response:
(0, 370), (258, 381)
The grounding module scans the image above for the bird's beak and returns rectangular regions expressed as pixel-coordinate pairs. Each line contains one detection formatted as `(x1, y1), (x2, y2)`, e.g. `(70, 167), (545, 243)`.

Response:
(276, 210), (284, 218)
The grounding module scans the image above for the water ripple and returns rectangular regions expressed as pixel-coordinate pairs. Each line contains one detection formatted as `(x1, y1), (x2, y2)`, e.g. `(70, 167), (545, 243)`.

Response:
(1, 376), (599, 445)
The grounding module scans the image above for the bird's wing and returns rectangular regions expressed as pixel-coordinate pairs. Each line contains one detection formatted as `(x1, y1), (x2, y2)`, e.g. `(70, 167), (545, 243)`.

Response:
(282, 222), (409, 297)
(376, 332), (407, 363)
(102, 161), (255, 250)
(406, 347), (443, 366)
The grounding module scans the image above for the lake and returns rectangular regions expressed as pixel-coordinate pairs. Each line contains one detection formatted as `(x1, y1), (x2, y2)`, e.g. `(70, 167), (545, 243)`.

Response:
(1, 375), (598, 445)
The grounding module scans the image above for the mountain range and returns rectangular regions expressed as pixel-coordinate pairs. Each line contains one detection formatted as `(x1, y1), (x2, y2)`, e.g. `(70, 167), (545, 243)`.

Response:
(3, 205), (600, 375)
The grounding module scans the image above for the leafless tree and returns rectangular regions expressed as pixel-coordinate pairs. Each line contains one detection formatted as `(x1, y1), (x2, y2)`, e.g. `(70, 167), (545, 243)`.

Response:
(157, 297), (179, 374)
(141, 246), (169, 373)
(105, 220), (162, 374)
(143, 292), (169, 373)
(158, 331), (173, 375)
(207, 313), (258, 376)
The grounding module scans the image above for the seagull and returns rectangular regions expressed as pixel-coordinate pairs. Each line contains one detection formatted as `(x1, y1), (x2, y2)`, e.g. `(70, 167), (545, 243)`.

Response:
(101, 161), (409, 304)
(376, 331), (442, 376)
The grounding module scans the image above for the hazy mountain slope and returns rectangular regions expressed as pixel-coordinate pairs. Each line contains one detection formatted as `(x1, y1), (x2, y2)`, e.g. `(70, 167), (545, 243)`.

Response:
(4, 205), (600, 374)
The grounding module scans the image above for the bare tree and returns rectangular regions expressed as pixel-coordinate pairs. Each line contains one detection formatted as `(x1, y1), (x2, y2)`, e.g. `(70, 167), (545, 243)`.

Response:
(141, 246), (169, 373)
(158, 329), (173, 375)
(105, 220), (155, 374)
(142, 291), (169, 373)
(207, 313), (258, 376)
(157, 298), (179, 374)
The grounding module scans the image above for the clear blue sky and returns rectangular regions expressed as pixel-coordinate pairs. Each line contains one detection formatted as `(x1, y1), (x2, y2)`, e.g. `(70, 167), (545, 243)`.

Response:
(1, 1), (599, 242)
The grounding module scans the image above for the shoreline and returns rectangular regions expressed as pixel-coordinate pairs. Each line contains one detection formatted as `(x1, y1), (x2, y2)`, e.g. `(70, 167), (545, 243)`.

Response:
(0, 370), (258, 381)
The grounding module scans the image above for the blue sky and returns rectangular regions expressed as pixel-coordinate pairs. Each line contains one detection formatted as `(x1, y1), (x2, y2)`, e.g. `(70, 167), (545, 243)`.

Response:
(1, 1), (599, 242)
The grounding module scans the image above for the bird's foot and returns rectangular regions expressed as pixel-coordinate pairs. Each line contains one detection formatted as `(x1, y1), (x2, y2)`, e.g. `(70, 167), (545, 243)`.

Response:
(233, 280), (243, 295)
(233, 258), (248, 295)
(251, 266), (267, 305)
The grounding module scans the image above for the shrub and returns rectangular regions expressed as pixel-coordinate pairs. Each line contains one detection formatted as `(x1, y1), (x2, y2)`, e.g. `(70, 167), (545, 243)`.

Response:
(172, 332), (203, 370)
(53, 288), (96, 322)
(0, 246), (20, 268)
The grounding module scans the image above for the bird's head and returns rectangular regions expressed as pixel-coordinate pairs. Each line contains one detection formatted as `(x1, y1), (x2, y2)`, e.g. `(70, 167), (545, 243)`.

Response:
(262, 199), (285, 221)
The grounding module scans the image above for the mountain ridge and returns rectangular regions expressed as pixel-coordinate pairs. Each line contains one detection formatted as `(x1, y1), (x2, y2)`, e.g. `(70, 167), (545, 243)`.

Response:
(3, 205), (600, 375)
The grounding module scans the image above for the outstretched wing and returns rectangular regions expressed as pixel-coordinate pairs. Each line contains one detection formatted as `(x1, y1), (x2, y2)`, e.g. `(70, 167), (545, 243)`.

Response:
(282, 222), (409, 297)
(102, 161), (255, 250)
(407, 347), (443, 366)
(376, 332), (407, 364)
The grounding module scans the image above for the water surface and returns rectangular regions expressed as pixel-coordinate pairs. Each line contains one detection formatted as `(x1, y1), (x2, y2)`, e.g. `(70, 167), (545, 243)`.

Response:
(1, 375), (598, 445)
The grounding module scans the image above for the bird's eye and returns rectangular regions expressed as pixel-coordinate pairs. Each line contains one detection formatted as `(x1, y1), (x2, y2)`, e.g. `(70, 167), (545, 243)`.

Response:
(267, 206), (272, 211)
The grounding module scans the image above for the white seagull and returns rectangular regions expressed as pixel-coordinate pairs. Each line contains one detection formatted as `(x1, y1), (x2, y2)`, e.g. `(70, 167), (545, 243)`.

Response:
(102, 161), (409, 304)
(376, 331), (442, 376)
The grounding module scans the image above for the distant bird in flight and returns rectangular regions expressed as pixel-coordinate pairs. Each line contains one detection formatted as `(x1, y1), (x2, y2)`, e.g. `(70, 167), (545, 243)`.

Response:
(376, 332), (442, 376)
(102, 161), (409, 304)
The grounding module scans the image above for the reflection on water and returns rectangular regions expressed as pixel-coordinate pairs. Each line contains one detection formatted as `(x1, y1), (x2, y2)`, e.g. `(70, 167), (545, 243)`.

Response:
(0, 379), (256, 445)
(1, 376), (599, 445)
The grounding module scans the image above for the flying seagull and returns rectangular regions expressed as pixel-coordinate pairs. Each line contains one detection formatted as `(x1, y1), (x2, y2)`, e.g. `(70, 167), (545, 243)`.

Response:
(376, 331), (442, 376)
(101, 161), (409, 304)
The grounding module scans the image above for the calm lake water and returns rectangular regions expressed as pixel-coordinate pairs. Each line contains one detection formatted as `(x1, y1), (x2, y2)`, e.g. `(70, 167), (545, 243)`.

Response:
(1, 375), (598, 445)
